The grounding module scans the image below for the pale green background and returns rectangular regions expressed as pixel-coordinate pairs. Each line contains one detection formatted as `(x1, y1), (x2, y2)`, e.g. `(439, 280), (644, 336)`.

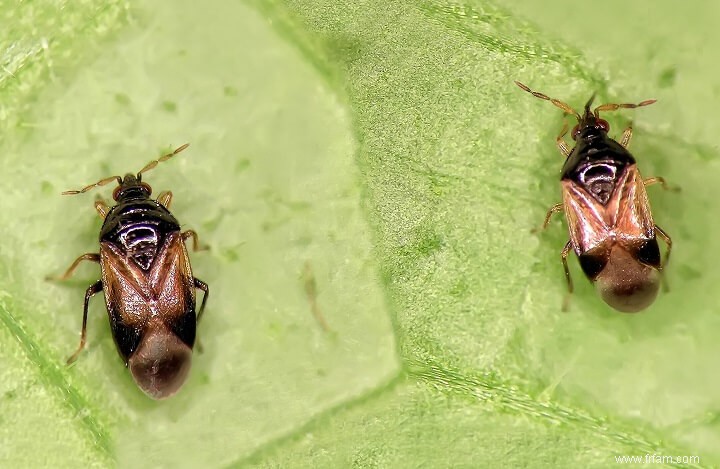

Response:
(0, 0), (717, 467)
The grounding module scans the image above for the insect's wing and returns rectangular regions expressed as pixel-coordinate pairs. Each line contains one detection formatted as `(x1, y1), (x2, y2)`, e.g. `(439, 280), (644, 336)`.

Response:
(561, 180), (611, 255)
(611, 164), (655, 240)
(148, 231), (197, 348)
(100, 242), (154, 361)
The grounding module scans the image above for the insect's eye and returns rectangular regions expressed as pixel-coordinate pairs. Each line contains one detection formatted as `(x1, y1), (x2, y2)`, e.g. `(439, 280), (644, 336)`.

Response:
(571, 124), (580, 140)
(112, 185), (122, 201)
(596, 119), (609, 132)
(140, 182), (152, 194)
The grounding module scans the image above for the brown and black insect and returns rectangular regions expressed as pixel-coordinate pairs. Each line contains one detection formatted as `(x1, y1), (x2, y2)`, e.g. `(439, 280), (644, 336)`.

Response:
(51, 144), (209, 399)
(516, 81), (675, 313)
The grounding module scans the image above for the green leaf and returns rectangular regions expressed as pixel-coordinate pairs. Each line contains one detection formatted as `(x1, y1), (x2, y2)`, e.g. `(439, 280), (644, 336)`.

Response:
(3, 0), (718, 467)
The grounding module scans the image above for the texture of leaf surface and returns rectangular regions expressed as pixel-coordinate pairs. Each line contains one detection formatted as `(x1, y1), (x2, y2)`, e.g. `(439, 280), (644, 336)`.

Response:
(2, 0), (718, 467)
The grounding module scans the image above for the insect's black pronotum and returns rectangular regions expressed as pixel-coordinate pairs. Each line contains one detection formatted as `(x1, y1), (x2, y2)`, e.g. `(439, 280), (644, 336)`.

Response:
(516, 81), (674, 313)
(52, 144), (209, 399)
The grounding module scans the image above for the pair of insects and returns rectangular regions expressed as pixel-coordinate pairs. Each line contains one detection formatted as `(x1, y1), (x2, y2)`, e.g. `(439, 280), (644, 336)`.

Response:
(52, 144), (208, 399)
(50, 83), (669, 400)
(516, 81), (674, 313)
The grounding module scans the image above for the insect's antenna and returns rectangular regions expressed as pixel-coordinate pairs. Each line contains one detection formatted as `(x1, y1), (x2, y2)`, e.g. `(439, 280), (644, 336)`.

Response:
(515, 81), (581, 119)
(593, 98), (656, 117)
(137, 143), (190, 178)
(62, 175), (123, 196)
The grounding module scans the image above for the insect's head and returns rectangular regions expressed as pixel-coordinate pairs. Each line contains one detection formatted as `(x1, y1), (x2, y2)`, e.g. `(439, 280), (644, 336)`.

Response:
(514, 81), (656, 142)
(571, 94), (610, 141)
(62, 143), (190, 199)
(112, 173), (153, 201)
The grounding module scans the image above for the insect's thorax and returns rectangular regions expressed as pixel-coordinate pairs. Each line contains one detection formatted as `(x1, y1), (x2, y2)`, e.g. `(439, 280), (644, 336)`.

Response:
(100, 198), (181, 270)
(561, 132), (636, 205)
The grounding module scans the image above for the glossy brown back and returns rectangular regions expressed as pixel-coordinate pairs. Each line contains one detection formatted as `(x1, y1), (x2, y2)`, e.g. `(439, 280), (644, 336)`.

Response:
(562, 163), (655, 256)
(100, 231), (196, 361)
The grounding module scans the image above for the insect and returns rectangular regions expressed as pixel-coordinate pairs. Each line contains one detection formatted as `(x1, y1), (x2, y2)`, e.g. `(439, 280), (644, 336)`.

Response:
(52, 143), (209, 399)
(516, 81), (674, 313)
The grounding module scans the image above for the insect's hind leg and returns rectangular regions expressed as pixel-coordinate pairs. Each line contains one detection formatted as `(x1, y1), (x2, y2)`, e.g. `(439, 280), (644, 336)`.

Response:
(66, 280), (103, 365)
(561, 240), (574, 312)
(655, 225), (672, 266)
(193, 278), (209, 353)
(655, 224), (673, 292)
(194, 278), (210, 323)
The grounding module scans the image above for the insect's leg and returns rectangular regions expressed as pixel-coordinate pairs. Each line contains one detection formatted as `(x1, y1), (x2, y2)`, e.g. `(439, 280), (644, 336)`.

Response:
(194, 278), (210, 323)
(94, 197), (110, 219)
(66, 280), (103, 365)
(619, 125), (633, 148)
(561, 240), (574, 312)
(47, 253), (100, 281)
(532, 203), (564, 233)
(655, 225), (672, 268)
(193, 278), (209, 353)
(655, 225), (672, 292)
(644, 176), (679, 192)
(182, 230), (208, 251)
(157, 190), (173, 209)
(556, 120), (572, 157)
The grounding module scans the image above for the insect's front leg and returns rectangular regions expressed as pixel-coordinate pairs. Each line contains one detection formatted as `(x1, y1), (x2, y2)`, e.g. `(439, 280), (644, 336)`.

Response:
(95, 197), (111, 219)
(619, 125), (633, 148)
(555, 120), (571, 157)
(157, 190), (173, 209)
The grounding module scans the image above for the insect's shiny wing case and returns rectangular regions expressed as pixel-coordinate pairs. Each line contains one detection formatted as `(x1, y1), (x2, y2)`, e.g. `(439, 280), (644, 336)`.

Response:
(561, 180), (611, 256)
(100, 231), (196, 362)
(562, 164), (655, 252)
(612, 165), (655, 241)
(147, 231), (197, 348)
(100, 241), (153, 362)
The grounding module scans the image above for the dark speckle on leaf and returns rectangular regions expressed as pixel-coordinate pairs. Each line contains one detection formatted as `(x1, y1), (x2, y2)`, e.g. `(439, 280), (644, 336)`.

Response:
(657, 67), (677, 88)
(677, 264), (702, 280)
(221, 247), (239, 262)
(416, 229), (444, 256)
(41, 180), (53, 195)
(114, 93), (131, 106)
(161, 101), (177, 113)
(235, 159), (251, 172)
